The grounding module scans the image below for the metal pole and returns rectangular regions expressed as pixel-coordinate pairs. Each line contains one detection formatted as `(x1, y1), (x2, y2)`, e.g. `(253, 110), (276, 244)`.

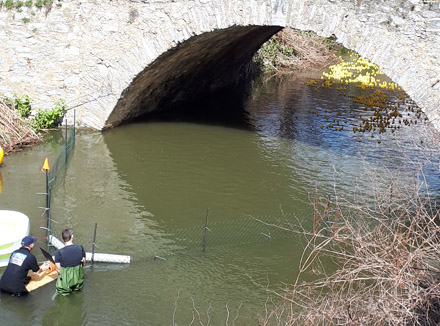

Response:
(92, 222), (97, 264)
(41, 157), (51, 246)
(45, 169), (50, 244)
(73, 109), (76, 144)
(65, 118), (68, 163)
(202, 208), (209, 252)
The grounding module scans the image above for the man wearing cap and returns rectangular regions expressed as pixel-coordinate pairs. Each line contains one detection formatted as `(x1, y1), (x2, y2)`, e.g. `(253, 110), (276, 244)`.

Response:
(0, 236), (48, 296)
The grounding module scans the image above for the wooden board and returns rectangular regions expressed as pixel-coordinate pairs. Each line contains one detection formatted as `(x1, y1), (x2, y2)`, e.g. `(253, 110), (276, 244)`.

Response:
(25, 270), (58, 292)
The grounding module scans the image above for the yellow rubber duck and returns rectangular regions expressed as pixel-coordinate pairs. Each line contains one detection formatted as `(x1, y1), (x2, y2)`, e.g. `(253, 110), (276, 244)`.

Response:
(0, 146), (3, 165)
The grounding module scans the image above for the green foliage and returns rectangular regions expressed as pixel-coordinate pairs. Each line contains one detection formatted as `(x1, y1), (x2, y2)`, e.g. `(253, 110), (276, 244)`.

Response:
(5, 0), (14, 10)
(1, 0), (60, 11)
(12, 93), (32, 118)
(4, 94), (66, 133)
(254, 35), (297, 71)
(259, 37), (295, 60)
(22, 17), (30, 23)
(0, 0), (57, 11)
(32, 99), (65, 132)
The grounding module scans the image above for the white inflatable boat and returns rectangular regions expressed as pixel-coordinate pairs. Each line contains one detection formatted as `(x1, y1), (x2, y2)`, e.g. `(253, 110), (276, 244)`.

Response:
(0, 210), (30, 267)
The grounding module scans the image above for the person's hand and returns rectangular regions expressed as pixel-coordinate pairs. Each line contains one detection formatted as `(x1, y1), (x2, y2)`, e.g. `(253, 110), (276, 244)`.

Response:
(40, 261), (50, 272)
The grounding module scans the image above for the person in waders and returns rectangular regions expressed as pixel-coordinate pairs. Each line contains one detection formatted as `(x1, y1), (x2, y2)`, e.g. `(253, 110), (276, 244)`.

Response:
(54, 228), (86, 296)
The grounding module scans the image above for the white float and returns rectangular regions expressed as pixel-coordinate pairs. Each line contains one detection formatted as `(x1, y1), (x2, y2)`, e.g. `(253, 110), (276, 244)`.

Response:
(49, 235), (130, 264)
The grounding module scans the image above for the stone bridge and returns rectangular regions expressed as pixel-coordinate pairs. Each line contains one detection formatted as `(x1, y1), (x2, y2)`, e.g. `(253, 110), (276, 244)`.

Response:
(0, 0), (439, 130)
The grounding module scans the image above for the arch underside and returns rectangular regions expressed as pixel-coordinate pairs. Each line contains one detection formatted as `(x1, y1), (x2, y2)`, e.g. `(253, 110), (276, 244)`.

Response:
(105, 25), (282, 128)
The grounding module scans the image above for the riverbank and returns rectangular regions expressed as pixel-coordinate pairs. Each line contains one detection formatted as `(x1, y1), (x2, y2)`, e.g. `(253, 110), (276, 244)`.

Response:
(0, 99), (42, 154)
(253, 28), (341, 73)
(0, 94), (65, 155)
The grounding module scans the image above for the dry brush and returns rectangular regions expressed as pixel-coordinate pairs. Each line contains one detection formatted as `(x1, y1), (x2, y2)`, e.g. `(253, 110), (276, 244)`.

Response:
(259, 181), (440, 325)
(0, 99), (42, 153)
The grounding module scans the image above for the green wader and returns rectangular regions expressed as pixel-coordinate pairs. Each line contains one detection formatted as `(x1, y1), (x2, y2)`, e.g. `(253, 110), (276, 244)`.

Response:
(56, 265), (84, 296)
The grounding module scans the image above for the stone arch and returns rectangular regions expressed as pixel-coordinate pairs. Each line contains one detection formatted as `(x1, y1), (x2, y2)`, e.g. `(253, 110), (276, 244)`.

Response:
(103, 0), (440, 130)
(104, 25), (283, 128)
(0, 0), (438, 130)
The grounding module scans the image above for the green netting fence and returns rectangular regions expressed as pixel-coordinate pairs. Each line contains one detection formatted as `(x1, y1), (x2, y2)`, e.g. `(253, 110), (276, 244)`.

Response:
(135, 208), (320, 260)
(41, 113), (76, 246)
(167, 215), (303, 254)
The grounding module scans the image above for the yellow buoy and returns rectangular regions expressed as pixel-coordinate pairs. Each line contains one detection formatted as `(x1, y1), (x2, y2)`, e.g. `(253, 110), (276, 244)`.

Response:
(0, 146), (4, 165)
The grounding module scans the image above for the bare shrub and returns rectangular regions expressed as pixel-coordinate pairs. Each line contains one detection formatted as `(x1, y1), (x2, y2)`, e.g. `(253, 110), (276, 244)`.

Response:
(257, 173), (440, 325)
(0, 98), (42, 153)
(254, 28), (341, 73)
(172, 290), (244, 326)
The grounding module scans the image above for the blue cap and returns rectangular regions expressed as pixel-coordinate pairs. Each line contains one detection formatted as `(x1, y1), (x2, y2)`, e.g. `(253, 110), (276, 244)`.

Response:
(22, 236), (38, 247)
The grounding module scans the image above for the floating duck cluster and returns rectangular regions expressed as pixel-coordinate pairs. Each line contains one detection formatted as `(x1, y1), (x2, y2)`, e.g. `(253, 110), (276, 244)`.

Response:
(305, 52), (426, 143)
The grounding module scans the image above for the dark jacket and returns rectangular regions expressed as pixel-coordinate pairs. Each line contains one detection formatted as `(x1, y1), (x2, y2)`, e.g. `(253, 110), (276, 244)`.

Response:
(0, 247), (39, 294)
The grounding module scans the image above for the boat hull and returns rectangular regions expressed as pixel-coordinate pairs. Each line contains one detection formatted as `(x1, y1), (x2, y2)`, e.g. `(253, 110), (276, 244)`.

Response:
(0, 210), (30, 267)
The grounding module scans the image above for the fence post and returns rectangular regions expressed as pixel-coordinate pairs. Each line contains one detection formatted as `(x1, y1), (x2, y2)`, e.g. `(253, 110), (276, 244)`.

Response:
(202, 208), (210, 252)
(65, 119), (68, 163)
(72, 109), (76, 145)
(41, 158), (51, 244)
(46, 169), (50, 243)
(92, 222), (97, 264)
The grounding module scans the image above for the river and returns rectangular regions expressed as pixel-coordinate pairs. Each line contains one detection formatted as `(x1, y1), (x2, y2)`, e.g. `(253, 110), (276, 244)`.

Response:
(0, 67), (439, 325)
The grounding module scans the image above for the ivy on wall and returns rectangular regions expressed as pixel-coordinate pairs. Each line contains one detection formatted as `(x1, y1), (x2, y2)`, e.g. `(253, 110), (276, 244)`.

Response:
(0, 0), (62, 20)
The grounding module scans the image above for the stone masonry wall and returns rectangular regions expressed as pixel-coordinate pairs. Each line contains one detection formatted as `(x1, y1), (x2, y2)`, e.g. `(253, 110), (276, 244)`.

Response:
(0, 0), (439, 130)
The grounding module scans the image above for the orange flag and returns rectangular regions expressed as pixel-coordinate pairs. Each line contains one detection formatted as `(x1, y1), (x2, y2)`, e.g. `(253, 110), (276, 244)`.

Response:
(41, 158), (50, 172)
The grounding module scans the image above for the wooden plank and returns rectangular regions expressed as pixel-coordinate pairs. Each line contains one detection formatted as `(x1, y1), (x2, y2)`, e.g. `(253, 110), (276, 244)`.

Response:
(25, 270), (58, 292)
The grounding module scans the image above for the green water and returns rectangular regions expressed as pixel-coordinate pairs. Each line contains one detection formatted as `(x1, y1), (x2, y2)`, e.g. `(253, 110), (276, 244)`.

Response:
(0, 71), (439, 325)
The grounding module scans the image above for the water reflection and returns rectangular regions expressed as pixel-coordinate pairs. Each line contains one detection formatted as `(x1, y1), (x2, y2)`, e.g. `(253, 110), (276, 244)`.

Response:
(245, 72), (440, 198)
(49, 131), (165, 259)
(41, 293), (86, 326)
(0, 293), (36, 325)
(1, 71), (439, 325)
